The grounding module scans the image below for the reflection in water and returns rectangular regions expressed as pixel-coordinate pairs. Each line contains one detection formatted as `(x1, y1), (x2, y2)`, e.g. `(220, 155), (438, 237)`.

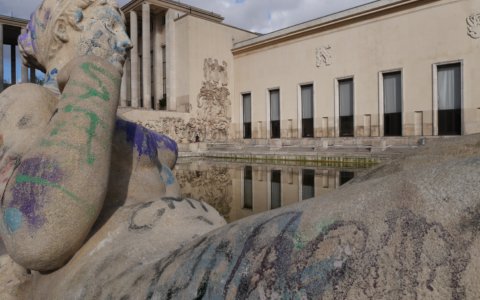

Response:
(270, 170), (282, 210)
(174, 159), (364, 223)
(243, 166), (253, 209)
(340, 171), (355, 186)
(302, 169), (315, 200)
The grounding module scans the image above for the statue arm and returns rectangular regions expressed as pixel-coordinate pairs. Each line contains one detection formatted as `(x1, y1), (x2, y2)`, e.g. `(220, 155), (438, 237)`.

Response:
(0, 57), (122, 271)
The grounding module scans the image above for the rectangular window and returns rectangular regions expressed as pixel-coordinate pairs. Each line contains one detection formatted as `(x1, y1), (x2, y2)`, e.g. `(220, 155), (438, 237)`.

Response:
(302, 169), (315, 200)
(339, 78), (354, 137)
(438, 63), (461, 135)
(271, 170), (281, 209)
(243, 93), (252, 139)
(301, 84), (314, 137)
(270, 89), (280, 138)
(383, 71), (402, 136)
(243, 166), (253, 209)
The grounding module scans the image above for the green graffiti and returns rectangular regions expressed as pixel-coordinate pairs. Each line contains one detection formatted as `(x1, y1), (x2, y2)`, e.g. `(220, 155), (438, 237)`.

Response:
(293, 219), (335, 250)
(81, 62), (120, 86)
(70, 79), (110, 102)
(50, 120), (67, 137)
(41, 138), (83, 152)
(66, 62), (120, 102)
(41, 62), (117, 164)
(15, 174), (95, 219)
(63, 104), (106, 165)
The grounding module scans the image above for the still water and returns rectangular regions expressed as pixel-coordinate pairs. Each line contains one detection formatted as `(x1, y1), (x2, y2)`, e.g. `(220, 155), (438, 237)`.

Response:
(174, 158), (369, 223)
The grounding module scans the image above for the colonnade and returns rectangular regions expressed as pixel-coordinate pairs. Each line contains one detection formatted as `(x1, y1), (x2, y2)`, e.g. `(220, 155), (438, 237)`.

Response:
(0, 6), (173, 106)
(120, 3), (177, 111)
(0, 24), (37, 92)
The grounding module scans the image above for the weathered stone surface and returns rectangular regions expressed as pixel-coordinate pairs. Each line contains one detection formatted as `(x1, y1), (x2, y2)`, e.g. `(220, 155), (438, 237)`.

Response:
(1, 136), (479, 299)
(24, 197), (226, 299)
(0, 255), (29, 300)
(127, 135), (480, 299)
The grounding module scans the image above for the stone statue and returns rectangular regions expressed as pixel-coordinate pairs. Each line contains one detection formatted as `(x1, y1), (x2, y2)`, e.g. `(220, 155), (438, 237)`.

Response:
(0, 0), (223, 273)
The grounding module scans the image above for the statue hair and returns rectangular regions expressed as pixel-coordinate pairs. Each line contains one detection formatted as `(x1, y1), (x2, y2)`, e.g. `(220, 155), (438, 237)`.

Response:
(18, 0), (120, 72)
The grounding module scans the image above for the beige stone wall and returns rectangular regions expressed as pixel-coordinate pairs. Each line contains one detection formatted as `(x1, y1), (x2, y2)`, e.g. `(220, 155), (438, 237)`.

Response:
(233, 0), (480, 141)
(175, 15), (257, 113)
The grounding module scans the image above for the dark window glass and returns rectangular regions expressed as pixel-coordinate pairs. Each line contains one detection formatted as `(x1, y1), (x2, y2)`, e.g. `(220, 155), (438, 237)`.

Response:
(383, 72), (402, 136)
(270, 89), (280, 138)
(243, 93), (252, 139)
(438, 63), (461, 135)
(339, 79), (354, 137)
(301, 84), (314, 137)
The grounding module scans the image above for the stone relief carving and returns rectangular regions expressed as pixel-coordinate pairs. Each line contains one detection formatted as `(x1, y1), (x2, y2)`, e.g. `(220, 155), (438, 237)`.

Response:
(467, 13), (480, 39)
(316, 45), (333, 67)
(140, 58), (231, 143)
(204, 58), (228, 86)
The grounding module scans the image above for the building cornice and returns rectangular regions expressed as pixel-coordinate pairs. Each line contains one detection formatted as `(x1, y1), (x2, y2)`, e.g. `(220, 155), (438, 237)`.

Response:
(122, 0), (224, 23)
(0, 15), (28, 28)
(232, 0), (440, 55)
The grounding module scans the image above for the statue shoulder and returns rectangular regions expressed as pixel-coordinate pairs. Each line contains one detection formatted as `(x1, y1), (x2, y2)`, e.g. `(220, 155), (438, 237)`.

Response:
(0, 84), (58, 119)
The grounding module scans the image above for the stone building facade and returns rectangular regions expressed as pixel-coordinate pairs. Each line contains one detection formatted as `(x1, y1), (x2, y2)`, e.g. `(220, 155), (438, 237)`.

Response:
(232, 0), (480, 147)
(1, 0), (479, 149)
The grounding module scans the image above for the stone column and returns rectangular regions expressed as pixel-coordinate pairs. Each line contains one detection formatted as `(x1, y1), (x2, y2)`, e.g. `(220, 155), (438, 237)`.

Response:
(21, 65), (28, 83)
(165, 9), (177, 111)
(153, 15), (164, 110)
(142, 2), (152, 109)
(130, 10), (140, 108)
(10, 45), (16, 84)
(120, 62), (128, 106)
(0, 25), (3, 92)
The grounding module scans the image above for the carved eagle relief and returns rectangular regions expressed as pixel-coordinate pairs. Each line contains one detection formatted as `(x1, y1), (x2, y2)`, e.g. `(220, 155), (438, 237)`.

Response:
(467, 13), (480, 39)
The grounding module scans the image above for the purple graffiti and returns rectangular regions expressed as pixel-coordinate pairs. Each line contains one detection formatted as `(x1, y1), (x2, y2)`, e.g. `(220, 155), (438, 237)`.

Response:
(18, 13), (37, 54)
(116, 119), (178, 161)
(10, 157), (63, 229)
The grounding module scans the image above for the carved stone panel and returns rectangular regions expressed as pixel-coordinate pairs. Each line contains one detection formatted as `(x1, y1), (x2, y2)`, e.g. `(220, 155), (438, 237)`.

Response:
(140, 58), (231, 143)
(467, 13), (480, 39)
(316, 46), (332, 67)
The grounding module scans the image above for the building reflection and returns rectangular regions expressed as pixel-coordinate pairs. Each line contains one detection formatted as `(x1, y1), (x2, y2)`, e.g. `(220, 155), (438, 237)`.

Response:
(243, 166), (253, 210)
(174, 159), (359, 223)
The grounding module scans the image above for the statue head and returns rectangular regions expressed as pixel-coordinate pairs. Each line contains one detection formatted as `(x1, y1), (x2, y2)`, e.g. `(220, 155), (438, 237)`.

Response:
(18, 0), (132, 73)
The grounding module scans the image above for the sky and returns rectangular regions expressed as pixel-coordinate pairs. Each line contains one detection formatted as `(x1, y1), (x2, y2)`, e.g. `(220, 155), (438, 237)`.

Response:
(0, 0), (376, 82)
(0, 0), (376, 34)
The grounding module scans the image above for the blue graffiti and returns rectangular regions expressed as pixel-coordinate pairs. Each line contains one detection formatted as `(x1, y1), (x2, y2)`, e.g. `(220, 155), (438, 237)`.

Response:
(4, 208), (23, 233)
(161, 165), (176, 186)
(115, 118), (178, 160)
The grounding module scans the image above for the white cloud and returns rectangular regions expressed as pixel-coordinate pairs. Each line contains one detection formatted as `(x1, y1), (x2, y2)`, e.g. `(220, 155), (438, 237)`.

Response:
(173, 0), (376, 33)
(1, 0), (376, 33)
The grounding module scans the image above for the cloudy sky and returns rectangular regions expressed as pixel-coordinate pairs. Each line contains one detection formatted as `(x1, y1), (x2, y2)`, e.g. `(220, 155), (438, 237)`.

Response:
(0, 0), (375, 33)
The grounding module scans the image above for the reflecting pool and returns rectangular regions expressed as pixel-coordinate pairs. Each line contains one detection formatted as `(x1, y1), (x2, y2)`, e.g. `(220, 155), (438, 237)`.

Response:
(174, 158), (370, 223)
